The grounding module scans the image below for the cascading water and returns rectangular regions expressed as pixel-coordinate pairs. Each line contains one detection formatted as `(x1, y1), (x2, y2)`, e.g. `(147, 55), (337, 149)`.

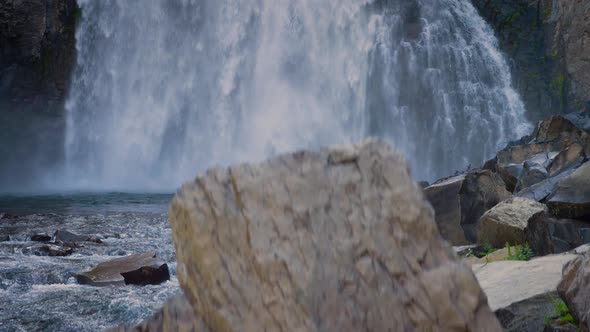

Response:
(64, 0), (531, 191)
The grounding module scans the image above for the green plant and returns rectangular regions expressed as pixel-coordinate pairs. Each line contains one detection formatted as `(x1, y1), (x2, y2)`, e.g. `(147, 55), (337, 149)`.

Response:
(481, 244), (496, 257)
(465, 248), (474, 258)
(550, 49), (559, 58)
(550, 74), (566, 99)
(505, 242), (534, 261)
(548, 294), (577, 326)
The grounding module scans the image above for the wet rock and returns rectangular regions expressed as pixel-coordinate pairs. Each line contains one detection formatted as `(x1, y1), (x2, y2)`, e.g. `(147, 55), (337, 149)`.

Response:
(75, 252), (170, 287)
(170, 140), (502, 331)
(36, 244), (73, 257)
(86, 236), (103, 244)
(474, 254), (578, 311)
(30, 233), (51, 242)
(546, 162), (590, 219)
(548, 143), (586, 177)
(107, 294), (209, 332)
(526, 212), (590, 256)
(0, 235), (10, 242)
(424, 175), (468, 245)
(495, 291), (560, 332)
(515, 161), (549, 192)
(54, 229), (87, 243)
(558, 252), (590, 330)
(496, 163), (523, 193)
(460, 170), (512, 242)
(0, 212), (18, 220)
(477, 198), (546, 248)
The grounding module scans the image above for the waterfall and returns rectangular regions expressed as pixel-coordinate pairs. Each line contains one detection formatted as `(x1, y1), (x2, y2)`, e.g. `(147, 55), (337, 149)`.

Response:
(64, 0), (531, 191)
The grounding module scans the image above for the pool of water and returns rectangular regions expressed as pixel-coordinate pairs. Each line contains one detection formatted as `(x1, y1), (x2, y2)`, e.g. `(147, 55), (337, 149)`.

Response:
(0, 193), (180, 331)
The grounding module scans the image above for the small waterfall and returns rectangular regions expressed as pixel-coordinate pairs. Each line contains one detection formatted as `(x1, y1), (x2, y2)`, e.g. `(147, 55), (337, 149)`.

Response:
(64, 0), (531, 191)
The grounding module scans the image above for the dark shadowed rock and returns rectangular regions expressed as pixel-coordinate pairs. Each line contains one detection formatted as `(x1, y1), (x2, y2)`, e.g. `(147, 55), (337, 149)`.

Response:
(515, 161), (549, 192)
(547, 162), (590, 219)
(75, 252), (170, 287)
(548, 143), (585, 177)
(477, 198), (546, 248)
(460, 170), (512, 242)
(106, 294), (209, 332)
(424, 175), (468, 245)
(495, 292), (560, 332)
(170, 140), (502, 331)
(558, 252), (590, 331)
(517, 168), (576, 202)
(526, 212), (590, 256)
(30, 233), (51, 242)
(1, 235), (10, 242)
(37, 244), (73, 257)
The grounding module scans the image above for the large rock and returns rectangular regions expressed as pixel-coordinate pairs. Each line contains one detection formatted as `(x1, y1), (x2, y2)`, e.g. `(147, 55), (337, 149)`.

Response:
(460, 170), (512, 242)
(477, 197), (546, 248)
(558, 252), (590, 331)
(526, 212), (590, 256)
(495, 291), (560, 332)
(107, 295), (209, 332)
(547, 162), (590, 219)
(474, 253), (578, 311)
(424, 175), (468, 245)
(170, 140), (502, 331)
(75, 252), (170, 287)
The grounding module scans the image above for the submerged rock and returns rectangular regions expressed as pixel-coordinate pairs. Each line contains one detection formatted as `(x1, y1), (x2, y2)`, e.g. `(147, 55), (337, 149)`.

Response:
(54, 229), (88, 243)
(75, 252), (170, 287)
(547, 162), (590, 219)
(36, 244), (73, 257)
(477, 198), (546, 248)
(107, 294), (208, 332)
(170, 140), (502, 331)
(30, 233), (51, 242)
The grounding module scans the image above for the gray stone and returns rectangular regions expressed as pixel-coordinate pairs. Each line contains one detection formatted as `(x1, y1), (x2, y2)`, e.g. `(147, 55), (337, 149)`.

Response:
(54, 229), (87, 243)
(424, 175), (469, 245)
(558, 252), (590, 331)
(75, 252), (170, 287)
(495, 291), (560, 332)
(31, 233), (51, 242)
(170, 140), (502, 331)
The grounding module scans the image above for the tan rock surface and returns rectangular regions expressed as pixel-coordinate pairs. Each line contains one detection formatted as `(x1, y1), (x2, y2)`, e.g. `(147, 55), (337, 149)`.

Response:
(170, 139), (502, 331)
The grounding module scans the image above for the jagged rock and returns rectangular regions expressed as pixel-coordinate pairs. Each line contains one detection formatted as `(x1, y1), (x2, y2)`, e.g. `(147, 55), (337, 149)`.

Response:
(460, 170), (512, 242)
(54, 229), (87, 243)
(495, 292), (560, 332)
(477, 198), (546, 248)
(496, 163), (523, 193)
(424, 175), (469, 245)
(515, 161), (549, 192)
(474, 253), (578, 311)
(547, 162), (590, 219)
(170, 140), (502, 331)
(75, 252), (170, 287)
(36, 244), (73, 257)
(107, 295), (209, 332)
(517, 168), (576, 202)
(558, 252), (590, 331)
(526, 212), (590, 256)
(30, 233), (51, 242)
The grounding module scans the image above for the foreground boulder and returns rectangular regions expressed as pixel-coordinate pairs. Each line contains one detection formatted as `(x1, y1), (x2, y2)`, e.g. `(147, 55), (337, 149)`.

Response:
(75, 252), (170, 287)
(547, 162), (590, 219)
(107, 294), (208, 332)
(477, 198), (546, 248)
(558, 252), (590, 330)
(170, 140), (502, 331)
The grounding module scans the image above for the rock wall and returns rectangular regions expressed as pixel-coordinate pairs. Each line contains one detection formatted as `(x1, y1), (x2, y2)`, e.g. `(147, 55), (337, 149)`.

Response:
(471, 0), (590, 120)
(0, 0), (78, 191)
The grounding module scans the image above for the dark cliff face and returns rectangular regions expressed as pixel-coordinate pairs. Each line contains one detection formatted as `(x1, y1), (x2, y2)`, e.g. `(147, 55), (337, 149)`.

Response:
(0, 0), (78, 191)
(471, 0), (590, 121)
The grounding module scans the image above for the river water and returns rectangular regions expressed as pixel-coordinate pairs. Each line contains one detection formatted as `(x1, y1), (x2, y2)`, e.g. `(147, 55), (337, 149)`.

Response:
(0, 193), (179, 332)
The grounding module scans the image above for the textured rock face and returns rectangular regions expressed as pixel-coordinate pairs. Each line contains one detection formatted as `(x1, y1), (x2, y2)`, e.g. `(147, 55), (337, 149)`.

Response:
(495, 291), (560, 332)
(477, 198), (546, 248)
(0, 0), (78, 191)
(107, 295), (209, 332)
(558, 253), (590, 331)
(170, 140), (502, 331)
(471, 0), (590, 117)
